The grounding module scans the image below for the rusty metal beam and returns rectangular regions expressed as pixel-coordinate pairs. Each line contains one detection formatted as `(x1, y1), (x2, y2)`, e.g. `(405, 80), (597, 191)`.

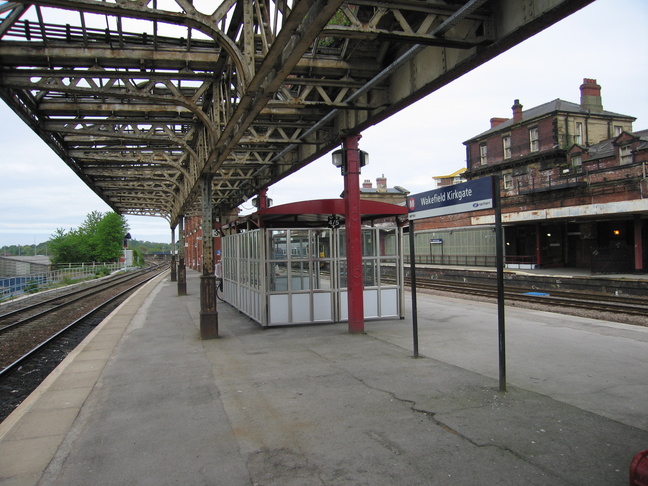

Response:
(0, 0), (595, 228)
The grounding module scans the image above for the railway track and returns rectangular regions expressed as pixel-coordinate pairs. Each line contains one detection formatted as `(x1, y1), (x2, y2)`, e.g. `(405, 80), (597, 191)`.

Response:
(400, 277), (648, 320)
(0, 266), (164, 333)
(0, 264), (167, 422)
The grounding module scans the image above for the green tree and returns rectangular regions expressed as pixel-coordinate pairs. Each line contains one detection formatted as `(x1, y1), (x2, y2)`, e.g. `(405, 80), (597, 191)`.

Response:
(79, 210), (104, 259)
(49, 228), (86, 263)
(93, 212), (129, 262)
(49, 211), (129, 264)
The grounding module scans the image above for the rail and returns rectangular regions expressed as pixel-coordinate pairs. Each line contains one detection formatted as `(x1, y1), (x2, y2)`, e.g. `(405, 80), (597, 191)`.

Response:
(399, 277), (648, 321)
(0, 266), (167, 422)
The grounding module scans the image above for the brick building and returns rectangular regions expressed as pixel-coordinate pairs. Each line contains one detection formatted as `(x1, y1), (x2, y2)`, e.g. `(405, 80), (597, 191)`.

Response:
(182, 209), (239, 271)
(411, 79), (647, 273)
(432, 168), (466, 188)
(360, 175), (409, 204)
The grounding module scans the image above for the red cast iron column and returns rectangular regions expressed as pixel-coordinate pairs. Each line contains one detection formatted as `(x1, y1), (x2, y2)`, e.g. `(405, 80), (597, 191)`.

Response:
(634, 215), (644, 273)
(343, 134), (364, 333)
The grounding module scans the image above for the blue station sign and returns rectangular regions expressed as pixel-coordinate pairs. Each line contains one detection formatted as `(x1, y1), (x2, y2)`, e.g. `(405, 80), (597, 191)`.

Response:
(407, 177), (493, 220)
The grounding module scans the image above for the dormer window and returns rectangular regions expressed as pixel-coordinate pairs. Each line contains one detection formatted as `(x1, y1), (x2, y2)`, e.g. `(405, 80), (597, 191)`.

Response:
(571, 155), (582, 173)
(502, 135), (511, 159)
(619, 144), (633, 164)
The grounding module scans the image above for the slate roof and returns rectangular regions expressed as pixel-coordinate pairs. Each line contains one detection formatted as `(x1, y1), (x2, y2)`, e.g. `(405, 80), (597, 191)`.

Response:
(359, 187), (410, 195)
(579, 128), (648, 161)
(465, 98), (636, 143)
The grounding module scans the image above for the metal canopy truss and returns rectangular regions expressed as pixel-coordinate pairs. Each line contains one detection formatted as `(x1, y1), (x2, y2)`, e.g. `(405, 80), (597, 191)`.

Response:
(0, 0), (593, 227)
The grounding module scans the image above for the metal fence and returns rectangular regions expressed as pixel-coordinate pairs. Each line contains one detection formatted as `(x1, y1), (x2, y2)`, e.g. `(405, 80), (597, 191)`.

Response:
(404, 254), (497, 267)
(0, 262), (124, 301)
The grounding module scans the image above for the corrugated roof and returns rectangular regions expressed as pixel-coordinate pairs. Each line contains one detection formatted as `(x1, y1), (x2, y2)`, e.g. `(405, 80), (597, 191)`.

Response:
(433, 168), (466, 179)
(0, 255), (52, 265)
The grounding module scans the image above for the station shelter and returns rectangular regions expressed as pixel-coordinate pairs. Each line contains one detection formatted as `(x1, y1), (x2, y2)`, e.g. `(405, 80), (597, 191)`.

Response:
(221, 199), (408, 327)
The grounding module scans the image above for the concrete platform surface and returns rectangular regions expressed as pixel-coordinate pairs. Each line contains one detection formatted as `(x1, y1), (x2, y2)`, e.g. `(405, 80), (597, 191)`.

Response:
(1, 270), (647, 486)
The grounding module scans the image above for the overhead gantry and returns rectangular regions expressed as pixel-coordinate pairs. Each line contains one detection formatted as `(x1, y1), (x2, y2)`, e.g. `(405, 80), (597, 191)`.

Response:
(0, 0), (595, 336)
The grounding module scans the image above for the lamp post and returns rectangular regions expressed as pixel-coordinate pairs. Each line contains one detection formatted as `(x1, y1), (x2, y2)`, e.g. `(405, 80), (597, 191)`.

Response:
(333, 135), (368, 334)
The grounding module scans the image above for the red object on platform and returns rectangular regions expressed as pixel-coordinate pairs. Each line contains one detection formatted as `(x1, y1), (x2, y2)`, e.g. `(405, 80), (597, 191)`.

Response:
(630, 450), (648, 486)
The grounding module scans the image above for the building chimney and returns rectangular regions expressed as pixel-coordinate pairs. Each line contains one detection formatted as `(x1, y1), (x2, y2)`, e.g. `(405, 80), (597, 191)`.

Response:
(490, 117), (507, 128)
(362, 179), (372, 189)
(376, 174), (387, 192)
(512, 99), (523, 123)
(580, 78), (603, 113)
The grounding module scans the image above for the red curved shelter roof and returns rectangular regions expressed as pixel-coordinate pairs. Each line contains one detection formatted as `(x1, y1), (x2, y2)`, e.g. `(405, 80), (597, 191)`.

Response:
(257, 198), (407, 216)
(245, 198), (406, 227)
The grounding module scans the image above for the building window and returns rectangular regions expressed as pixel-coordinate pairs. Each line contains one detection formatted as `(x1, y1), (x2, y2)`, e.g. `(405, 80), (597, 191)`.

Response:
(529, 127), (539, 152)
(614, 125), (623, 136)
(572, 155), (582, 171)
(503, 173), (513, 190)
(502, 135), (511, 159)
(479, 144), (487, 165)
(619, 145), (633, 164)
(575, 122), (583, 145)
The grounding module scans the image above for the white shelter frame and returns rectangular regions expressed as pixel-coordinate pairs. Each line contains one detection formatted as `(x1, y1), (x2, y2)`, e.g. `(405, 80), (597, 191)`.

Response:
(222, 226), (404, 327)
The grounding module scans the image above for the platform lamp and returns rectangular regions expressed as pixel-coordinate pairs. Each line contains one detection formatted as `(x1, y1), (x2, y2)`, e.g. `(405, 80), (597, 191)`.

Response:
(331, 148), (369, 175)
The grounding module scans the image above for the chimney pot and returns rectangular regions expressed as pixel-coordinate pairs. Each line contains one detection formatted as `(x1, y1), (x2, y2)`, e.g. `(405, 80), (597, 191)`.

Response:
(512, 99), (523, 122)
(580, 78), (603, 113)
(376, 175), (387, 192)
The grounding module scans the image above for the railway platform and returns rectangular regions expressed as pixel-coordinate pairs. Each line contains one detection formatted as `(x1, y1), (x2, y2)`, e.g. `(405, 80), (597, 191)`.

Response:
(0, 270), (647, 485)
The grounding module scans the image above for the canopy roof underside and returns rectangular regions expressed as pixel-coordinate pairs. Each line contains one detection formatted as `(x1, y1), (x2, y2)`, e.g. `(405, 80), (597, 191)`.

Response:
(0, 0), (593, 228)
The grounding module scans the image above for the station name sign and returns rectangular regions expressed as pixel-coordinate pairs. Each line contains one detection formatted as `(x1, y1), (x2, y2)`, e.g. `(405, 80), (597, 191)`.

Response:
(408, 177), (493, 220)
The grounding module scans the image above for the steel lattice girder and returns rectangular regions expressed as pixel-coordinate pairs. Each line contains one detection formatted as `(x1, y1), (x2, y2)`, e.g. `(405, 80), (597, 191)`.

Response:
(0, 0), (594, 228)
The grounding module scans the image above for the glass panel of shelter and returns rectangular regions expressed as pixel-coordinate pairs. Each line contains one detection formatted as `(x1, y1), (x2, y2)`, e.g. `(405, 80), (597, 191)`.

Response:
(313, 230), (333, 290)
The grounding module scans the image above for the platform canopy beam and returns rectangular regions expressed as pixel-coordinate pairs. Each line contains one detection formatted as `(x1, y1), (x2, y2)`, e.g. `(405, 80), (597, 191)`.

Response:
(0, 0), (594, 230)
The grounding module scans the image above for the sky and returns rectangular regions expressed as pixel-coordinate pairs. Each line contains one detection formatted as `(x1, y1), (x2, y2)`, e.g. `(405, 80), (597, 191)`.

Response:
(1, 0), (647, 246)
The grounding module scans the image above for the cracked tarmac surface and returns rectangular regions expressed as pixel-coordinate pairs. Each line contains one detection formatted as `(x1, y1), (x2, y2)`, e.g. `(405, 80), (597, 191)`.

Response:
(2, 271), (646, 486)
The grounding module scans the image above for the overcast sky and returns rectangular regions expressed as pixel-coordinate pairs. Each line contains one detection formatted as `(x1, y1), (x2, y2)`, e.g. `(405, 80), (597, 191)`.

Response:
(1, 0), (646, 246)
